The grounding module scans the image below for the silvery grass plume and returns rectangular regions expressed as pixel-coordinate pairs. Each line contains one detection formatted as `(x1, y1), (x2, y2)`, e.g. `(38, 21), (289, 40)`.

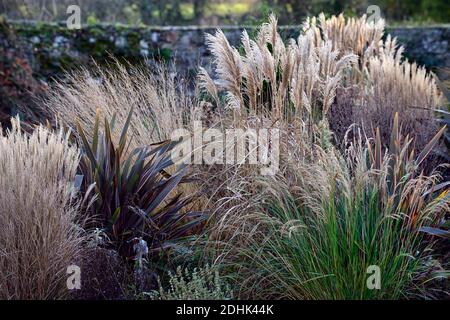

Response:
(303, 13), (386, 76)
(301, 13), (443, 169)
(202, 14), (357, 125)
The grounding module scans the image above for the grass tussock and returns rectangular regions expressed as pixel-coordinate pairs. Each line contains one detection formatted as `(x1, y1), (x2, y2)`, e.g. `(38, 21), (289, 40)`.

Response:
(362, 54), (442, 154)
(209, 117), (449, 299)
(0, 119), (83, 299)
(44, 61), (211, 212)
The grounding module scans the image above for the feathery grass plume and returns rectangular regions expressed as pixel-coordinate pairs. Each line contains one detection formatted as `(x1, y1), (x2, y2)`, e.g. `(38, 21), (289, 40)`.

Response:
(201, 14), (356, 126)
(197, 66), (219, 105)
(196, 15), (354, 221)
(304, 13), (408, 90)
(305, 13), (385, 71)
(0, 118), (83, 299)
(360, 53), (444, 167)
(196, 15), (354, 214)
(43, 61), (191, 150)
(200, 13), (448, 300)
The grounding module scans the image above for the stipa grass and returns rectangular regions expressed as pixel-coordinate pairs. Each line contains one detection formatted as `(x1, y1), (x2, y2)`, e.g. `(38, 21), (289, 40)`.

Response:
(44, 61), (191, 149)
(0, 119), (83, 299)
(44, 61), (209, 212)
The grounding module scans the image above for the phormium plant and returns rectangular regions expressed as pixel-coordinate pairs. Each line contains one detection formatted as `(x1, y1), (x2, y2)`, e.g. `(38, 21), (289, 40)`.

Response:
(77, 108), (206, 260)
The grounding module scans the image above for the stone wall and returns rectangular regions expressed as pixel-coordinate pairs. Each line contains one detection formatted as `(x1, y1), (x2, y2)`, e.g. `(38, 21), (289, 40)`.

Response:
(2, 21), (450, 80)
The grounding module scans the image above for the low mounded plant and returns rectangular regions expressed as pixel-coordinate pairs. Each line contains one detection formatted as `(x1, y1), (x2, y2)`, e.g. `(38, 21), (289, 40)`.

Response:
(148, 265), (233, 300)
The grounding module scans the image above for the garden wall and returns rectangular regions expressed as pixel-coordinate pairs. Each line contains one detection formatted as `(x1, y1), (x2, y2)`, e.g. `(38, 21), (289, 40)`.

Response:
(2, 21), (450, 80)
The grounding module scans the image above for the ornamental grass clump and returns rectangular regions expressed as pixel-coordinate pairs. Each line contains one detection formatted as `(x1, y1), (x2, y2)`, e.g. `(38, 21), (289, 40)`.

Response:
(210, 114), (448, 299)
(0, 119), (83, 299)
(195, 14), (449, 300)
(44, 61), (190, 150)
